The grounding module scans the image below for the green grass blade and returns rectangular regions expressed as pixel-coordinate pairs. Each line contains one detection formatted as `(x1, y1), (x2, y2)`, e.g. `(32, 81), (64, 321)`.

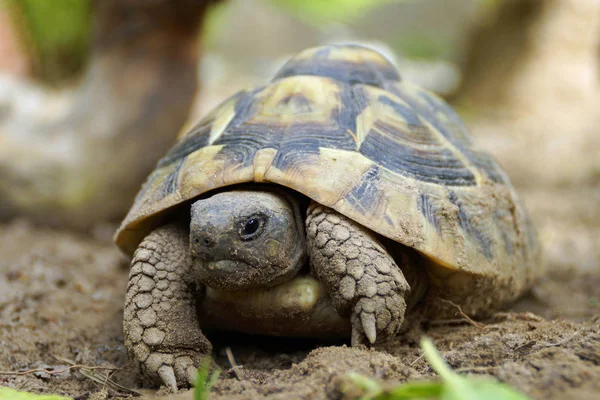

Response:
(387, 381), (444, 399)
(194, 358), (221, 400)
(268, 0), (401, 26)
(346, 372), (384, 399)
(347, 372), (443, 400)
(8, 0), (91, 83)
(420, 337), (532, 400)
(0, 388), (72, 400)
(420, 337), (456, 382)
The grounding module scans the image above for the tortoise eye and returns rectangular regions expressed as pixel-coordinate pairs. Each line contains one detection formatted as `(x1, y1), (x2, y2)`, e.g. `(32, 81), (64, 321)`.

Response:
(239, 214), (267, 241)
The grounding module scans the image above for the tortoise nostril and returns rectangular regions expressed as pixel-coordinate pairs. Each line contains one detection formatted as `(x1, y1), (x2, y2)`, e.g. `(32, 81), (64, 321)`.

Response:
(195, 234), (215, 248)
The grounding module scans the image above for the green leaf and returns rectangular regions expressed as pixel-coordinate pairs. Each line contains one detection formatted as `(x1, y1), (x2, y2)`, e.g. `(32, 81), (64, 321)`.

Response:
(267, 0), (404, 26)
(8, 0), (91, 83)
(0, 388), (72, 400)
(420, 337), (532, 400)
(346, 372), (384, 399)
(392, 35), (451, 60)
(347, 338), (533, 400)
(387, 381), (444, 399)
(347, 373), (443, 400)
(194, 358), (221, 400)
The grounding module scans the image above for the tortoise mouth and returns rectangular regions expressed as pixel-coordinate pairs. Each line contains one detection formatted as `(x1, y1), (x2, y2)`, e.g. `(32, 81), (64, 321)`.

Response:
(197, 259), (297, 291)
(210, 259), (255, 272)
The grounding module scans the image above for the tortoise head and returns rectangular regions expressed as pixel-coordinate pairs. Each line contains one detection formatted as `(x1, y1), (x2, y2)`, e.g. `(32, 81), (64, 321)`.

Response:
(189, 190), (306, 291)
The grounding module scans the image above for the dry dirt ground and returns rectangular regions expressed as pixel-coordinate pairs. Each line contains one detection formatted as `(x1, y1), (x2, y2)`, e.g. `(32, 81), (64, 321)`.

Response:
(0, 178), (599, 400)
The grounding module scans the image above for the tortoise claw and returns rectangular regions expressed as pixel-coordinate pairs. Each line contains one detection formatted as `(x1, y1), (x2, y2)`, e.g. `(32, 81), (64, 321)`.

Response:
(187, 365), (197, 387)
(361, 312), (377, 344)
(158, 365), (178, 392)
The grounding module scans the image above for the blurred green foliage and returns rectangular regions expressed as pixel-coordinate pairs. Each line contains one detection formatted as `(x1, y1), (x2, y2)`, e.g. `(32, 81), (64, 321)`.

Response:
(0, 387), (71, 400)
(348, 338), (532, 400)
(269, 0), (402, 25)
(392, 35), (451, 59)
(194, 358), (221, 400)
(7, 0), (91, 84)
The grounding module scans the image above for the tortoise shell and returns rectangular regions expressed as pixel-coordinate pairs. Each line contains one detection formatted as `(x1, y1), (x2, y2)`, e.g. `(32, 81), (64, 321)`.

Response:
(115, 44), (541, 295)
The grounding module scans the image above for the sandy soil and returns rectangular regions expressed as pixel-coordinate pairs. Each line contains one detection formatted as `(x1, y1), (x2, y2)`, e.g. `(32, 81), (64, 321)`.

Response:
(0, 175), (599, 400)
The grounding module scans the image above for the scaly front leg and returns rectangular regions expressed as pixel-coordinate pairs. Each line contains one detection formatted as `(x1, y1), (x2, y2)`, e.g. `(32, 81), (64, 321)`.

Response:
(306, 203), (412, 346)
(123, 224), (211, 390)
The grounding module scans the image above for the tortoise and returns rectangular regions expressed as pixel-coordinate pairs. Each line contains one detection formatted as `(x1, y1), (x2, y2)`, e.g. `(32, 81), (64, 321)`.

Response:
(115, 44), (542, 390)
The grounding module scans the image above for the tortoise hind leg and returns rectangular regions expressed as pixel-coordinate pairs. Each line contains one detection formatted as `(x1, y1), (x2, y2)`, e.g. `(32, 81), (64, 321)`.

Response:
(123, 224), (212, 390)
(306, 203), (417, 345)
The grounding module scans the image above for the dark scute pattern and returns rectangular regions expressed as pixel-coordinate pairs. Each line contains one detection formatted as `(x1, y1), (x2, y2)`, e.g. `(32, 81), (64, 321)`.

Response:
(157, 121), (211, 168)
(391, 86), (507, 185)
(493, 208), (514, 255)
(417, 91), (473, 144)
(333, 84), (369, 138)
(159, 159), (184, 198)
(274, 61), (399, 88)
(157, 90), (262, 169)
(132, 169), (159, 205)
(449, 191), (494, 260)
(215, 83), (366, 171)
(423, 90), (507, 184)
(214, 121), (359, 171)
(214, 127), (269, 169)
(469, 151), (508, 184)
(384, 215), (394, 226)
(378, 95), (422, 127)
(390, 87), (471, 149)
(418, 193), (442, 234)
(345, 166), (382, 214)
(314, 46), (332, 58)
(278, 93), (312, 112)
(270, 85), (367, 169)
(359, 122), (476, 185)
(271, 143), (319, 171)
(351, 85), (370, 112)
(227, 88), (263, 131)
(273, 45), (400, 88)
(272, 124), (358, 170)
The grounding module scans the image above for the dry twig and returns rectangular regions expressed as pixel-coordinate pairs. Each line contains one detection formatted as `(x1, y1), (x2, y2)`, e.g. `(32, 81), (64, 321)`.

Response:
(545, 331), (581, 348)
(0, 364), (120, 377)
(409, 353), (425, 367)
(225, 347), (245, 380)
(435, 299), (488, 330)
(455, 365), (499, 373)
(54, 355), (141, 397)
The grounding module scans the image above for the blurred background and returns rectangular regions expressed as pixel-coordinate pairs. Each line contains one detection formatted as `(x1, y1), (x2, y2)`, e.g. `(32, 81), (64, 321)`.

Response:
(0, 1), (599, 397)
(0, 0), (598, 313)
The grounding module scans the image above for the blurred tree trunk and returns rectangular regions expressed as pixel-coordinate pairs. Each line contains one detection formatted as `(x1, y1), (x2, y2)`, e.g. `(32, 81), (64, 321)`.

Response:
(6, 0), (91, 84)
(458, 0), (600, 187)
(0, 6), (32, 77)
(0, 0), (221, 229)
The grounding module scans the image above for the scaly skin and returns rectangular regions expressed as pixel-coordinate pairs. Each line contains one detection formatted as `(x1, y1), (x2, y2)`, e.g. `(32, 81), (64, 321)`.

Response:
(306, 202), (411, 345)
(123, 224), (211, 390)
